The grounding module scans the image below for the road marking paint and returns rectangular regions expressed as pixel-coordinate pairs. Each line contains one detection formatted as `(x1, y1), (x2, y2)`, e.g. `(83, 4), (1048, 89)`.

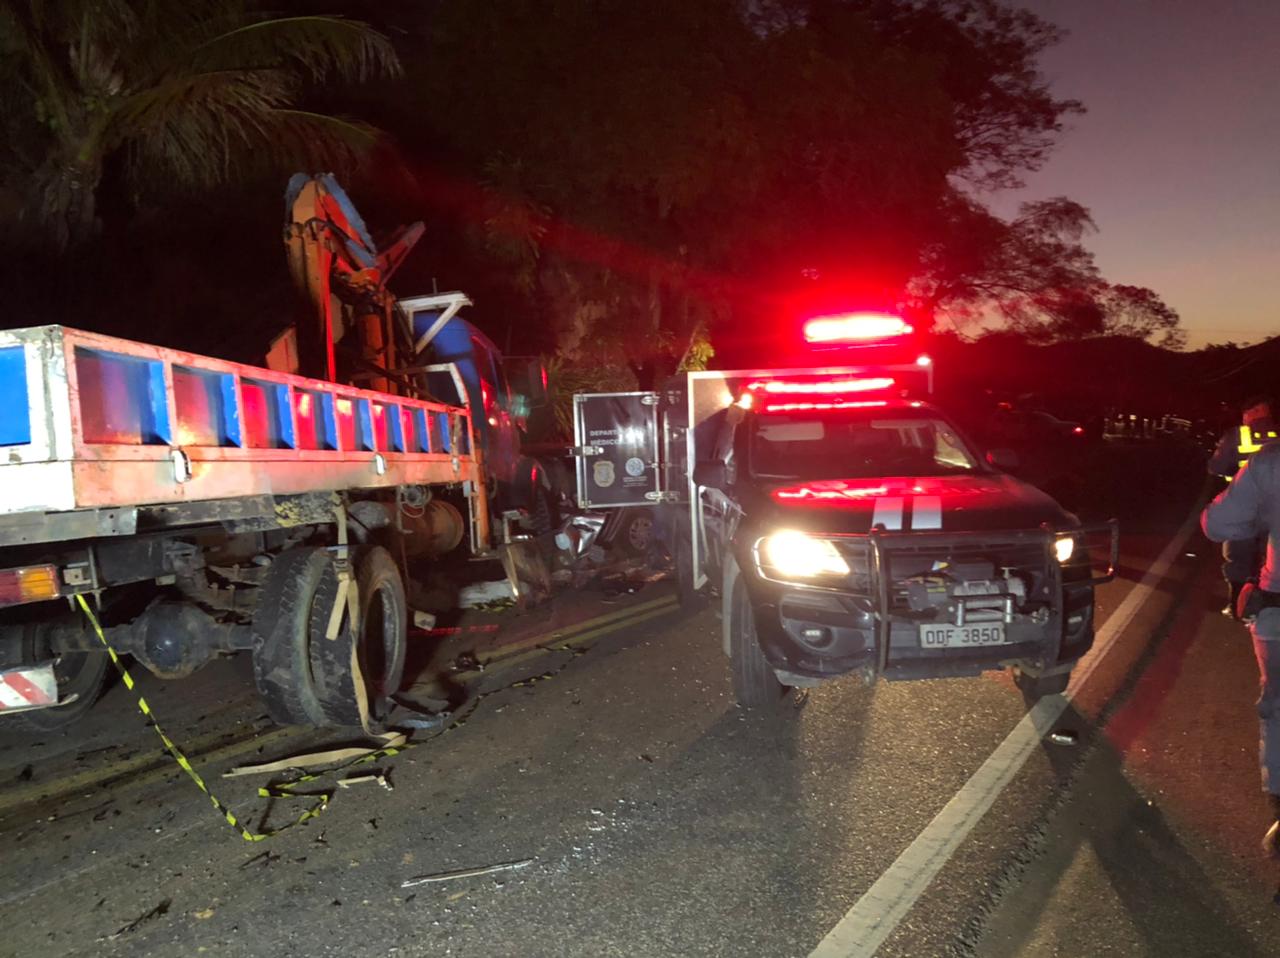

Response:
(872, 497), (904, 530)
(809, 506), (1202, 957)
(478, 593), (679, 665)
(454, 598), (682, 679)
(0, 723), (309, 818)
(6, 593), (680, 818)
(910, 496), (942, 530)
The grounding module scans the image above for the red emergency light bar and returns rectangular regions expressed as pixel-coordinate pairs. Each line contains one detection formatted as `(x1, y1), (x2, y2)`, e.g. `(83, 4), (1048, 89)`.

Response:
(803, 313), (913, 344)
(762, 399), (888, 413)
(748, 377), (895, 395)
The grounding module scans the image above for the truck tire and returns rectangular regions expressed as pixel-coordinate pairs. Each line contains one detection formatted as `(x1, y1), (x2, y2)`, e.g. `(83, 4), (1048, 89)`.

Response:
(728, 575), (788, 708)
(308, 547), (408, 727)
(251, 548), (331, 726)
(6, 651), (109, 732)
(1013, 666), (1071, 701)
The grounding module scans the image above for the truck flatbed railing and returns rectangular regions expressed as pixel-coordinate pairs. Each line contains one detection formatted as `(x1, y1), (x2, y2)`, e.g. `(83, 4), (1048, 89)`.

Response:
(0, 325), (481, 518)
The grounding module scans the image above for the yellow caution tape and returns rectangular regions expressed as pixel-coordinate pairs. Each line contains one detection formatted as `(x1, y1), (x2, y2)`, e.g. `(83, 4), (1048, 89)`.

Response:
(76, 595), (327, 842)
(73, 594), (593, 842)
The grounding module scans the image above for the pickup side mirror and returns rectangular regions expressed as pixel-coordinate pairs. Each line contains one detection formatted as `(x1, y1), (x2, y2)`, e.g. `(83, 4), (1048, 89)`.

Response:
(693, 461), (729, 489)
(986, 448), (1020, 471)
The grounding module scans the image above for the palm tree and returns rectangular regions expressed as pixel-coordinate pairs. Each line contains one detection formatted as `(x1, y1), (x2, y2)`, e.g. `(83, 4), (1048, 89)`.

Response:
(0, 0), (399, 249)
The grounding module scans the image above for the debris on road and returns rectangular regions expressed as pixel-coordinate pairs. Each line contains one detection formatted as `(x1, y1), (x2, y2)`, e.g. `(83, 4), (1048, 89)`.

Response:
(239, 850), (280, 869)
(458, 580), (517, 609)
(401, 858), (535, 888)
(337, 773), (393, 791)
(223, 734), (407, 777)
(1049, 729), (1078, 746)
(101, 898), (172, 941)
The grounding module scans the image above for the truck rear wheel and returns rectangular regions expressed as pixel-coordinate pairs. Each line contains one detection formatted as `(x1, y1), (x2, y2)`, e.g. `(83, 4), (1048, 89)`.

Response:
(251, 548), (331, 726)
(308, 547), (408, 727)
(6, 652), (109, 731)
(728, 575), (789, 708)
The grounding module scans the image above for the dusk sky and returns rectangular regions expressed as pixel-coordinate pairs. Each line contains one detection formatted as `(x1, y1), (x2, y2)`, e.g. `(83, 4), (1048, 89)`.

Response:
(989, 0), (1280, 349)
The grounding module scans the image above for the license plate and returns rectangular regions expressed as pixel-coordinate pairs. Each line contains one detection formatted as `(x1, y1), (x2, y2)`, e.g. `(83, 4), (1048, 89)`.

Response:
(919, 622), (1007, 648)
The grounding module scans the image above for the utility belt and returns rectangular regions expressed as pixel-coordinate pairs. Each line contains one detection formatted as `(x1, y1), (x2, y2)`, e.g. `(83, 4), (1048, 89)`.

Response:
(1238, 583), (1280, 620)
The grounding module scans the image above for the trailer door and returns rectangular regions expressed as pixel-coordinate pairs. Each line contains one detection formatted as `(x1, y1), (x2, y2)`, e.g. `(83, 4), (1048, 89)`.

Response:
(573, 392), (661, 508)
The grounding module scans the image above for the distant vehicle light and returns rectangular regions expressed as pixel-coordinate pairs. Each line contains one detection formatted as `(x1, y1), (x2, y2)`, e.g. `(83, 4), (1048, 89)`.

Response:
(803, 313), (913, 344)
(1054, 536), (1075, 563)
(916, 354), (932, 367)
(760, 531), (851, 579)
(1072, 426), (1085, 436)
(748, 377), (894, 395)
(762, 400), (889, 414)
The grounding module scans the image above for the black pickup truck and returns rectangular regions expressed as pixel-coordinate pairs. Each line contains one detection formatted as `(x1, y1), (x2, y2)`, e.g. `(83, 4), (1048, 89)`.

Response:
(691, 394), (1117, 707)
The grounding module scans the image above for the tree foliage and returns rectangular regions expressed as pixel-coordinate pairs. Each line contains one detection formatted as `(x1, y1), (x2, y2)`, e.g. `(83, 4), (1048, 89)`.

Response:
(911, 195), (1183, 347)
(0, 0), (398, 249)
(395, 0), (1134, 381)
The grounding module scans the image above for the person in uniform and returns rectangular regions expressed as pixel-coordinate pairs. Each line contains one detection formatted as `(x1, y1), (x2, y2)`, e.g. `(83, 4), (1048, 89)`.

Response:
(1207, 397), (1277, 616)
(1202, 441), (1280, 854)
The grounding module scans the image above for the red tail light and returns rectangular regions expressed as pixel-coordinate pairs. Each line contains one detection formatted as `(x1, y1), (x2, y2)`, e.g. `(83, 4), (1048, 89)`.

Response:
(0, 565), (61, 607)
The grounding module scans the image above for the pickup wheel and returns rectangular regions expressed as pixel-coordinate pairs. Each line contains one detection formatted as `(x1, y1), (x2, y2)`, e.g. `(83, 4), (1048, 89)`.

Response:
(251, 548), (330, 726)
(1013, 667), (1071, 700)
(6, 652), (109, 731)
(308, 547), (408, 728)
(728, 575), (789, 708)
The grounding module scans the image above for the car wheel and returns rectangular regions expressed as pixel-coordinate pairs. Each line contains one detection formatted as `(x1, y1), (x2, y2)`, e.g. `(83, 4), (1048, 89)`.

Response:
(611, 510), (654, 558)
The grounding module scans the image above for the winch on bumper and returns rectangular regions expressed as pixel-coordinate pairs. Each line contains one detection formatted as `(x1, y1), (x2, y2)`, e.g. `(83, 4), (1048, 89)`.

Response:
(743, 522), (1118, 685)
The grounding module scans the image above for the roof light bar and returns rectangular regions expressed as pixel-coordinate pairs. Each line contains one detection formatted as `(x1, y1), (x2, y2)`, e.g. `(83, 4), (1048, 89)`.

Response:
(762, 399), (889, 413)
(748, 377), (895, 395)
(803, 313), (913, 344)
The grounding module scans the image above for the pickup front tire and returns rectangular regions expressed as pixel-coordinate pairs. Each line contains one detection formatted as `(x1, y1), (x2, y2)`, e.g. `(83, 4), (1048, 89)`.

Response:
(728, 574), (789, 708)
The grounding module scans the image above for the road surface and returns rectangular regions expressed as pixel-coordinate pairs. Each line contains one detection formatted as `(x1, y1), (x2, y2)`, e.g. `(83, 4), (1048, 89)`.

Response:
(2, 442), (1274, 957)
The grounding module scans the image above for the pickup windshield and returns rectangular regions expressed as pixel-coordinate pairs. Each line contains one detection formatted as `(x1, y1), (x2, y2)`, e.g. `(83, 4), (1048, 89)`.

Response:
(748, 408), (980, 480)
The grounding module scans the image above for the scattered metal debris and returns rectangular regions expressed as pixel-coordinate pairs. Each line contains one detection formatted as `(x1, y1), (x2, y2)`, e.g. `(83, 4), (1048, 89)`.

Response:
(102, 899), (171, 941)
(337, 773), (393, 791)
(1048, 729), (1078, 746)
(401, 858), (535, 888)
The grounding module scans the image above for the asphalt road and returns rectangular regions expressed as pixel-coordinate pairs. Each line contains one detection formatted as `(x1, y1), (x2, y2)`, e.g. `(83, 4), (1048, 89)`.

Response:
(2, 441), (1274, 957)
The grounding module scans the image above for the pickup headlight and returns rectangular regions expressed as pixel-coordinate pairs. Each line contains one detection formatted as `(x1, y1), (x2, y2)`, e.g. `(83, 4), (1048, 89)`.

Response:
(759, 531), (851, 579)
(1054, 535), (1075, 563)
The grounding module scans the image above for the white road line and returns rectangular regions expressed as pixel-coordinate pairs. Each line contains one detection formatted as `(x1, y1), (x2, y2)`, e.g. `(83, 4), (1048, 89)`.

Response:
(809, 507), (1203, 958)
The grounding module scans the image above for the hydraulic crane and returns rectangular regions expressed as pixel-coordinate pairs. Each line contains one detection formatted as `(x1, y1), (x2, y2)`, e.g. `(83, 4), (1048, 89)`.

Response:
(281, 173), (425, 393)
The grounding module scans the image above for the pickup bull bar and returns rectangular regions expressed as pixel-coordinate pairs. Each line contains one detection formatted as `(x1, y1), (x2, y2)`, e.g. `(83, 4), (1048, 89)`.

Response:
(865, 519), (1119, 676)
